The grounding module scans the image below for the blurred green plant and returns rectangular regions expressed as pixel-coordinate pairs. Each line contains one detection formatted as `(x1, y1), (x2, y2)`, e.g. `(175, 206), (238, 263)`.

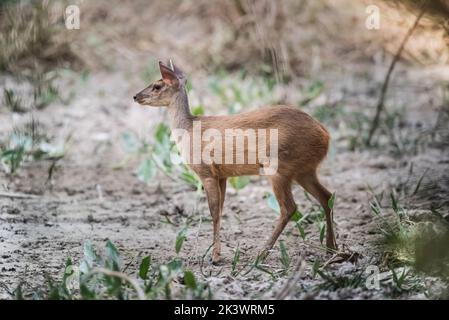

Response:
(208, 73), (278, 114)
(231, 244), (241, 277)
(371, 191), (449, 278)
(3, 88), (25, 113)
(119, 123), (203, 191)
(15, 240), (210, 300)
(0, 118), (68, 175)
(229, 176), (250, 192)
(264, 191), (329, 243)
(299, 80), (324, 106)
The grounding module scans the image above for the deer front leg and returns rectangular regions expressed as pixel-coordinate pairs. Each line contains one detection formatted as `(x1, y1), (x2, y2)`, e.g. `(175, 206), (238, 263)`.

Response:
(219, 178), (227, 216)
(202, 177), (223, 265)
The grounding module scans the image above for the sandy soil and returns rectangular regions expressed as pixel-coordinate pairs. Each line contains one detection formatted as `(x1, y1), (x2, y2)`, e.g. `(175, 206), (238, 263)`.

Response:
(1, 57), (448, 299)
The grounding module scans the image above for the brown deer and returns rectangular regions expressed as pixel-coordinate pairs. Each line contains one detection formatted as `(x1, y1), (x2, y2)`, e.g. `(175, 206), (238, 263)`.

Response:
(134, 61), (337, 264)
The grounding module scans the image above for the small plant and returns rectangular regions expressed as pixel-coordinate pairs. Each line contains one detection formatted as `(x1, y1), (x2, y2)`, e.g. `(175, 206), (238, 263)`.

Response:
(264, 192), (281, 214)
(207, 73), (278, 114)
(279, 240), (291, 270)
(3, 88), (25, 113)
(299, 80), (324, 106)
(31, 71), (60, 110)
(15, 240), (210, 300)
(371, 190), (449, 281)
(0, 119), (67, 175)
(231, 244), (241, 277)
(175, 226), (188, 255)
(264, 192), (312, 240)
(229, 176), (250, 192)
(312, 260), (366, 291)
(120, 123), (203, 191)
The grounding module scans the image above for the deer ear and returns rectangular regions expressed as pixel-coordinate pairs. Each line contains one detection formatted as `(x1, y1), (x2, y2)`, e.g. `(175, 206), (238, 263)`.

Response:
(159, 61), (179, 86)
(172, 63), (185, 79)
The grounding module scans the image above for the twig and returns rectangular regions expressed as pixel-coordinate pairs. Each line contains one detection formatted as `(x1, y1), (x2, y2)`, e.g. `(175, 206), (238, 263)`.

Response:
(0, 192), (41, 199)
(88, 268), (145, 300)
(275, 256), (306, 300)
(366, 3), (427, 146)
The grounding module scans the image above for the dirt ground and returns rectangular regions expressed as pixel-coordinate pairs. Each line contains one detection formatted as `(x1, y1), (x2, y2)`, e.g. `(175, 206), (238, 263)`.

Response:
(1, 0), (449, 300)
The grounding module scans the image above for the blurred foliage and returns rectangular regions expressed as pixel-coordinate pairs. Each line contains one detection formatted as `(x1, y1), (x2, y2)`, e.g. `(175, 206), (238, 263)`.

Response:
(0, 118), (67, 175)
(15, 240), (211, 300)
(0, 0), (79, 73)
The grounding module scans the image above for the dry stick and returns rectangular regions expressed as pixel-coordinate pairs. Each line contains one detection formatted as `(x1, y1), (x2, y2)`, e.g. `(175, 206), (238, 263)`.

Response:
(0, 191), (41, 199)
(366, 5), (427, 146)
(88, 268), (146, 300)
(275, 256), (306, 300)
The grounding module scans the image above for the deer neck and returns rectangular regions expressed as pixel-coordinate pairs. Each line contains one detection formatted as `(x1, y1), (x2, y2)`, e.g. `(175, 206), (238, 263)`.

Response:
(167, 88), (194, 131)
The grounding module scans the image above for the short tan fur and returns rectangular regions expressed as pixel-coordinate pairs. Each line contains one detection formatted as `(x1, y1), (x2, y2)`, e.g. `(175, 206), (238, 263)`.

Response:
(134, 61), (337, 264)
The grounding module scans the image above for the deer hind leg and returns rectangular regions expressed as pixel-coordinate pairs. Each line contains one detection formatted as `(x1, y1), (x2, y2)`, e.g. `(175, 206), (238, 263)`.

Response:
(202, 177), (224, 265)
(259, 175), (296, 260)
(297, 172), (338, 251)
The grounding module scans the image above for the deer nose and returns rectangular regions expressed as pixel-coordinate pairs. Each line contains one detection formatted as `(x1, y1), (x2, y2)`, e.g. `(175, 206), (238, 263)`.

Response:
(133, 95), (137, 101)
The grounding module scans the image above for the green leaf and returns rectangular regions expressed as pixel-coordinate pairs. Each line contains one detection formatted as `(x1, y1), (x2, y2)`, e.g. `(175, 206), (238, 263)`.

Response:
(319, 222), (326, 244)
(139, 256), (151, 280)
(299, 80), (324, 106)
(154, 123), (171, 145)
(167, 259), (183, 274)
(183, 270), (197, 290)
(191, 105), (205, 116)
(180, 168), (202, 190)
(279, 240), (290, 269)
(121, 132), (138, 153)
(231, 244), (240, 274)
(83, 240), (98, 268)
(296, 223), (306, 240)
(390, 193), (399, 213)
(265, 193), (280, 214)
(290, 210), (303, 222)
(370, 201), (381, 215)
(312, 260), (321, 277)
(328, 192), (336, 210)
(62, 258), (74, 298)
(80, 283), (96, 300)
(175, 227), (187, 254)
(105, 240), (120, 271)
(137, 158), (156, 183)
(229, 176), (250, 191)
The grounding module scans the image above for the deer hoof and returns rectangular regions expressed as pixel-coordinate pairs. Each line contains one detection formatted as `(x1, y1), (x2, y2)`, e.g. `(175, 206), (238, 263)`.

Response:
(326, 239), (338, 253)
(211, 253), (222, 266)
(257, 249), (270, 262)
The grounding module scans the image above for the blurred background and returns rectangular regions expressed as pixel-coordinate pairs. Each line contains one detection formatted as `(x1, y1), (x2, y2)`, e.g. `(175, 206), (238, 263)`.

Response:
(0, 0), (449, 300)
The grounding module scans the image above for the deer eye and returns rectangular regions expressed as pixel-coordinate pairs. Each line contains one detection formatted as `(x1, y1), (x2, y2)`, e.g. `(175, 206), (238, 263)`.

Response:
(153, 84), (162, 90)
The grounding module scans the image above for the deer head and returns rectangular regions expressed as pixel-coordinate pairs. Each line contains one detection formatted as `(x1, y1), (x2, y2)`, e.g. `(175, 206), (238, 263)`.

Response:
(133, 60), (186, 107)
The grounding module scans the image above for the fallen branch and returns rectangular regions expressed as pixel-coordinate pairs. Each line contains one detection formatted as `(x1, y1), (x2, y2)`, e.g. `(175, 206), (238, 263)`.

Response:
(0, 191), (41, 199)
(366, 3), (427, 146)
(88, 268), (146, 300)
(275, 256), (306, 300)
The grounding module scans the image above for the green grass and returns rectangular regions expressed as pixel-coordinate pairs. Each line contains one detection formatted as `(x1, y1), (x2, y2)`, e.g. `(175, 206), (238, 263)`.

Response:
(0, 118), (68, 175)
(3, 88), (25, 113)
(15, 240), (211, 300)
(371, 191), (449, 279)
